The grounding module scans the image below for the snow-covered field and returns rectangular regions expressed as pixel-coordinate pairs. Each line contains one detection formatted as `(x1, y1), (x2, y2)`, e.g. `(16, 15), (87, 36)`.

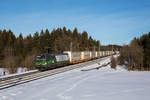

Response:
(0, 56), (150, 100)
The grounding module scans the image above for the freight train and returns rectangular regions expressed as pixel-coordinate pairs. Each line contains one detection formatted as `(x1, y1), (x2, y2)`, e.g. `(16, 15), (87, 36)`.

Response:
(35, 51), (116, 71)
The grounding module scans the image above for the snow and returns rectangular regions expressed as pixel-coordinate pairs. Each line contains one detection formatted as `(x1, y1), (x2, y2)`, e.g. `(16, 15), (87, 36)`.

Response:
(0, 69), (38, 79)
(0, 68), (9, 77)
(0, 56), (150, 100)
(0, 68), (37, 78)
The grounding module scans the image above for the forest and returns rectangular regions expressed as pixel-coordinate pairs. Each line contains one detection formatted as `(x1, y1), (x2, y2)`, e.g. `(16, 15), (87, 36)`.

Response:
(119, 32), (150, 71)
(0, 27), (120, 73)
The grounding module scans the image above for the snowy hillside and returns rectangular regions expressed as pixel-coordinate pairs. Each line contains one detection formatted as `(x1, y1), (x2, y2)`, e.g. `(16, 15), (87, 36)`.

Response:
(0, 56), (150, 100)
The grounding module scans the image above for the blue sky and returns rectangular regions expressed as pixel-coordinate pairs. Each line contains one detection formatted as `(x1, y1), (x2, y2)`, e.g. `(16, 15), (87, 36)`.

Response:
(0, 0), (150, 45)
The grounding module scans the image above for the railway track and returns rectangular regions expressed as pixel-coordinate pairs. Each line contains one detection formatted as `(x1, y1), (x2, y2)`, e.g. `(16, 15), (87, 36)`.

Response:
(0, 56), (109, 90)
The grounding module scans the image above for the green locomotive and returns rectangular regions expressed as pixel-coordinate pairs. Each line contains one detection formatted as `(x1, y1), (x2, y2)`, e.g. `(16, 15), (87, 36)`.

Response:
(35, 53), (70, 71)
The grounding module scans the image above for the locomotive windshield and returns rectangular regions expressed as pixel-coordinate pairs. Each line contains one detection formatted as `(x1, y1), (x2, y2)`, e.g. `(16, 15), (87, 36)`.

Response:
(36, 55), (45, 61)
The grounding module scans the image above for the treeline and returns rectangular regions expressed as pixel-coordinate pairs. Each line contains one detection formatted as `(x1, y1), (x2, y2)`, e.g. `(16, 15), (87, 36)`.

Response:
(119, 32), (150, 71)
(101, 45), (121, 51)
(0, 27), (102, 72)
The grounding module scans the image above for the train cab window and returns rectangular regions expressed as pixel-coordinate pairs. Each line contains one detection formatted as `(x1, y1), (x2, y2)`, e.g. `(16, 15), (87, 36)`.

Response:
(36, 55), (45, 61)
(36, 56), (39, 60)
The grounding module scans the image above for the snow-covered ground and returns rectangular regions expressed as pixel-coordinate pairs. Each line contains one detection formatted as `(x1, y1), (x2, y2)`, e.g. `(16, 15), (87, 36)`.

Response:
(0, 68), (6, 76)
(0, 67), (30, 77)
(0, 56), (150, 100)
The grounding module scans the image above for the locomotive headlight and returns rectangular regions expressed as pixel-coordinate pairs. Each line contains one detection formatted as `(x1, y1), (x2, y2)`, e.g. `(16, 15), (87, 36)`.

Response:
(44, 62), (47, 65)
(41, 61), (47, 65)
